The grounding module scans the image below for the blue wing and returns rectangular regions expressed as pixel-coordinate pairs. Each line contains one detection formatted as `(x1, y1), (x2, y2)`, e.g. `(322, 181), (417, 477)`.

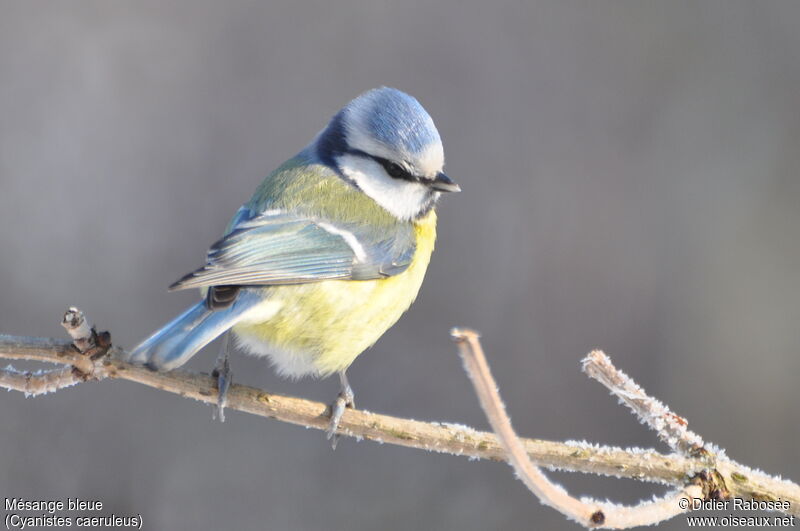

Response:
(168, 207), (416, 291)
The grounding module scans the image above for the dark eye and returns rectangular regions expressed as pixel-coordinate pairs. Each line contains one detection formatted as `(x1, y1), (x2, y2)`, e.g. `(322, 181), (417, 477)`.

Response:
(385, 161), (406, 179)
(367, 154), (418, 182)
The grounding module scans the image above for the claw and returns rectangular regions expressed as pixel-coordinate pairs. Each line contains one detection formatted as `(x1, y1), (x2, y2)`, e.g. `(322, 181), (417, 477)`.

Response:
(211, 334), (232, 422)
(326, 371), (355, 449)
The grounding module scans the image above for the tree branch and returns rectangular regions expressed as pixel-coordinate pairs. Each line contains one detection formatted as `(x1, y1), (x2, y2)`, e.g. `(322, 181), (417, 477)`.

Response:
(0, 332), (687, 481)
(1, 309), (799, 528)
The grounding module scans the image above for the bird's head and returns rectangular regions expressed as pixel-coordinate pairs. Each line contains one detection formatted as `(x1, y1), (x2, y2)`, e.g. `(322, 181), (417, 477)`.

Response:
(317, 87), (459, 220)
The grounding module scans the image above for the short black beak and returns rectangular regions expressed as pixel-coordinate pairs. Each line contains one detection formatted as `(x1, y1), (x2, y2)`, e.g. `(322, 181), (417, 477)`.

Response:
(429, 172), (461, 193)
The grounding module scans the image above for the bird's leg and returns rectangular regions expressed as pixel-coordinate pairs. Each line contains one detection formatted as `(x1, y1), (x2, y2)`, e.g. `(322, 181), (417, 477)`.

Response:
(211, 333), (232, 423)
(326, 370), (355, 448)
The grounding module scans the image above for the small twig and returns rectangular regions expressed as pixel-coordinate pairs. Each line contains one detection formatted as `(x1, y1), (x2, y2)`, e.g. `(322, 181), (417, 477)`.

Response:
(452, 328), (600, 524)
(582, 350), (704, 456)
(61, 307), (95, 353)
(590, 487), (703, 529)
(452, 328), (703, 529)
(0, 365), (82, 396)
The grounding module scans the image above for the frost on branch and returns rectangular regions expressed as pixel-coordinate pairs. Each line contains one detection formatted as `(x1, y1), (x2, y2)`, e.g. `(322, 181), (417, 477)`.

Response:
(581, 350), (707, 457)
(0, 309), (798, 529)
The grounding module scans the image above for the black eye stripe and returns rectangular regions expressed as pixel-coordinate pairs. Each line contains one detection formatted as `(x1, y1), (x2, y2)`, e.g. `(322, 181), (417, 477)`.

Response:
(377, 158), (416, 182)
(347, 149), (420, 183)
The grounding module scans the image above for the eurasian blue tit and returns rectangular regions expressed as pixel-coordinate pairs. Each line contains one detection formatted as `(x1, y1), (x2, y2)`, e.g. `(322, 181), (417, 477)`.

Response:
(128, 87), (459, 437)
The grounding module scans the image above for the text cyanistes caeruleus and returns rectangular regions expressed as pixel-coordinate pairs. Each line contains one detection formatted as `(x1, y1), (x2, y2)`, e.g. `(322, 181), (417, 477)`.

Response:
(128, 87), (459, 438)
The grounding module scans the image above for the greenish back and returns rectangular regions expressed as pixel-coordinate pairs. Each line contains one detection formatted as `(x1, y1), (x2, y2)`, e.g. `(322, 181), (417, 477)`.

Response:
(247, 150), (401, 231)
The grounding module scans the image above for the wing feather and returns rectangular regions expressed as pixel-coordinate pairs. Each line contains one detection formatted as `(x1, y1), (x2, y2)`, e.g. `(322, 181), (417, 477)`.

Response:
(169, 208), (415, 291)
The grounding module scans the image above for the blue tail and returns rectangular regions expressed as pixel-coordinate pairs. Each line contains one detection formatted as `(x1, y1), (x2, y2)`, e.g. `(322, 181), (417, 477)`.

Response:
(127, 292), (259, 371)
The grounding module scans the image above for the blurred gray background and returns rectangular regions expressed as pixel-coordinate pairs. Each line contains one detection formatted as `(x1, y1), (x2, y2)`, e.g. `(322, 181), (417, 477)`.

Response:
(1, 1), (799, 529)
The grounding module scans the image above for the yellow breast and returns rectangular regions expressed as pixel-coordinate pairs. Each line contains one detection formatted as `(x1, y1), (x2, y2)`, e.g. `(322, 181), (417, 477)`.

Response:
(232, 210), (437, 377)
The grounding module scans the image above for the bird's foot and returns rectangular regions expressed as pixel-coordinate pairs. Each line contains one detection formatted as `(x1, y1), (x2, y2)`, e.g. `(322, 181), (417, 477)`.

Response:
(326, 371), (355, 449)
(211, 335), (232, 422)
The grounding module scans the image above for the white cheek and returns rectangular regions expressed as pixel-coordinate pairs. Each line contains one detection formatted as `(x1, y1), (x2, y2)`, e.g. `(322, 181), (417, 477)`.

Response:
(337, 154), (432, 221)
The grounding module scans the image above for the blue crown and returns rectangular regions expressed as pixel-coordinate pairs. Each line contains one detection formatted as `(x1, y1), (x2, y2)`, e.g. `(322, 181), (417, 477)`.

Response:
(355, 87), (441, 155)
